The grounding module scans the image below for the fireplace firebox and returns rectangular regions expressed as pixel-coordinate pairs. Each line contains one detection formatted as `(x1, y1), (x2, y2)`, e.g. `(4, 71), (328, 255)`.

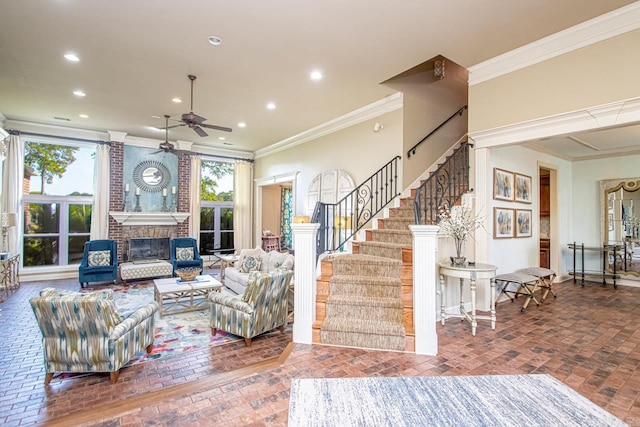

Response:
(126, 238), (170, 262)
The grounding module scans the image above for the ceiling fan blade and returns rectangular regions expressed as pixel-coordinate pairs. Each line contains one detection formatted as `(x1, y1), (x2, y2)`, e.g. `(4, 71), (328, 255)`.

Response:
(164, 124), (185, 130)
(200, 123), (233, 132)
(193, 125), (208, 137)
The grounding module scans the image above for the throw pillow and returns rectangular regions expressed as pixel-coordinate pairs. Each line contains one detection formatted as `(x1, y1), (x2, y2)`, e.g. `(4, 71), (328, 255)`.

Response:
(176, 247), (194, 261)
(239, 255), (262, 273)
(236, 246), (265, 268)
(87, 250), (111, 267)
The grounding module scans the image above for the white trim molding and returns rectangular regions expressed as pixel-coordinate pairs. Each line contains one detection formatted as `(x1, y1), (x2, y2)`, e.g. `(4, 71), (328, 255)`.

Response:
(469, 2), (640, 85)
(109, 212), (190, 226)
(254, 92), (403, 159)
(469, 97), (640, 149)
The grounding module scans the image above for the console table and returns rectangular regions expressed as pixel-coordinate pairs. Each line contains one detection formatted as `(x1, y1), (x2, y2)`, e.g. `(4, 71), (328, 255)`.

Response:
(568, 242), (620, 288)
(438, 262), (497, 336)
(0, 254), (20, 302)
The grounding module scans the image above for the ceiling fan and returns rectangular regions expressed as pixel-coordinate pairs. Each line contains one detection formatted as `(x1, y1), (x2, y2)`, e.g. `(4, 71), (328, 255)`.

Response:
(153, 115), (187, 155)
(166, 74), (232, 137)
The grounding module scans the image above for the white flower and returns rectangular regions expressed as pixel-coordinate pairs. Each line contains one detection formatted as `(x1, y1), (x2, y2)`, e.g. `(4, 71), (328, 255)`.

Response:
(438, 204), (485, 256)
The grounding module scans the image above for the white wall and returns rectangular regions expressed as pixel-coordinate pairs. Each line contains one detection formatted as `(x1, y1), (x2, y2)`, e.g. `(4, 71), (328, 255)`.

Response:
(254, 109), (403, 217)
(485, 145), (572, 277)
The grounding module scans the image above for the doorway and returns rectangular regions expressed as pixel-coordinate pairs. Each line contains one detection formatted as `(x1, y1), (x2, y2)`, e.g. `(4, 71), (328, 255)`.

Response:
(539, 166), (557, 273)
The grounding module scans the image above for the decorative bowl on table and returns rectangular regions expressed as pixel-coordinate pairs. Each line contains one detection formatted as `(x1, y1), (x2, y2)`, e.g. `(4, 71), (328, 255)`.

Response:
(175, 267), (200, 282)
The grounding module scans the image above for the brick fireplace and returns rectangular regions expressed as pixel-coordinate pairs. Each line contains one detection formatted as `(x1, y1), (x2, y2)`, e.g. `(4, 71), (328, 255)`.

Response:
(108, 141), (192, 262)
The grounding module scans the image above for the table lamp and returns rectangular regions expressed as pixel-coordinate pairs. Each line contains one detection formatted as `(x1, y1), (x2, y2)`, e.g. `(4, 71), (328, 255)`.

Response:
(1, 213), (17, 253)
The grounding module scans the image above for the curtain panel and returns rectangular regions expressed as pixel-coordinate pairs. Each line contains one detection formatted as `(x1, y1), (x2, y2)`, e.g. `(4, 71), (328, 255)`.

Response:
(233, 160), (253, 251)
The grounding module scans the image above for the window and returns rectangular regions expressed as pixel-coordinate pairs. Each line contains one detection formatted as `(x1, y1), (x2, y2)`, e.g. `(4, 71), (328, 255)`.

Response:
(22, 140), (95, 267)
(199, 160), (234, 255)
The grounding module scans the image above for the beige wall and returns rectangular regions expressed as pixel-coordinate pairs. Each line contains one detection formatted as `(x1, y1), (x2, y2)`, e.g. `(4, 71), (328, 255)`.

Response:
(383, 59), (468, 186)
(254, 109), (403, 216)
(261, 184), (281, 236)
(469, 29), (640, 132)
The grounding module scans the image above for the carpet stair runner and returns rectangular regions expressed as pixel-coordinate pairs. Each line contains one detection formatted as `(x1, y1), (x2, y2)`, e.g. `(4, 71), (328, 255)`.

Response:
(316, 144), (469, 353)
(320, 254), (405, 351)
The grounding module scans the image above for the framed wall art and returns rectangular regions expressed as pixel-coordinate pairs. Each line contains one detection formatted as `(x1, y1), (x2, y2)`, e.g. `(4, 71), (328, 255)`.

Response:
(515, 173), (533, 203)
(494, 207), (514, 238)
(493, 168), (514, 201)
(515, 209), (532, 238)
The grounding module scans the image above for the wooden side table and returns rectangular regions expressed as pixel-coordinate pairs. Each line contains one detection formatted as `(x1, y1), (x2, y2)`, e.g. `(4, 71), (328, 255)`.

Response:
(262, 235), (281, 252)
(438, 262), (497, 336)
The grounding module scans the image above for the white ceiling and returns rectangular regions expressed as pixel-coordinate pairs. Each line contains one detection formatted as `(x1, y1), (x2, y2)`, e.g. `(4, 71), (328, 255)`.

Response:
(0, 0), (636, 155)
(525, 124), (640, 161)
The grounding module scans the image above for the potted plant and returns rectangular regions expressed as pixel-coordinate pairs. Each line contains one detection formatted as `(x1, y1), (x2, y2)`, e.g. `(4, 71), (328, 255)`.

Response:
(438, 204), (485, 265)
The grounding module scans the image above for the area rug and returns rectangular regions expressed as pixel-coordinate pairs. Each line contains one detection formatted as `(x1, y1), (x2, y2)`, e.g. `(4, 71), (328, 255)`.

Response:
(86, 282), (249, 366)
(288, 374), (625, 427)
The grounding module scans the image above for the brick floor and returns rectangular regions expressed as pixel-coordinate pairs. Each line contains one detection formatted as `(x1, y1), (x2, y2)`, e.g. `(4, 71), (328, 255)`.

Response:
(1, 278), (640, 425)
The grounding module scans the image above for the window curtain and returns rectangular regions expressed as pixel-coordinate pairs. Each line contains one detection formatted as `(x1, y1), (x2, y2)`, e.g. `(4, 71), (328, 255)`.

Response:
(189, 155), (202, 239)
(90, 143), (110, 240)
(1, 134), (24, 255)
(233, 160), (253, 251)
(280, 186), (293, 249)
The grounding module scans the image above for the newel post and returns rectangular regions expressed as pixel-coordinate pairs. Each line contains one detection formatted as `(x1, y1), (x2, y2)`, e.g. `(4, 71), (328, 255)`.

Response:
(409, 224), (440, 355)
(291, 223), (319, 344)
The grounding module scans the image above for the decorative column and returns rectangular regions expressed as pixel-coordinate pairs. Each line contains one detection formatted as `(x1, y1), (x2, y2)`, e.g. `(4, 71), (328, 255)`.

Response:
(291, 222), (319, 344)
(473, 146), (492, 311)
(409, 224), (440, 356)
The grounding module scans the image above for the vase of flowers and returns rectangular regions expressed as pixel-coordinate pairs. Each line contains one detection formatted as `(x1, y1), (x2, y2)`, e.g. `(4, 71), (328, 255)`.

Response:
(438, 204), (484, 266)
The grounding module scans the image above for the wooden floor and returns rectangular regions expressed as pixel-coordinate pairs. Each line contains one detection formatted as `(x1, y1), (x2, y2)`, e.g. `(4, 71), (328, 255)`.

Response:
(1, 275), (640, 426)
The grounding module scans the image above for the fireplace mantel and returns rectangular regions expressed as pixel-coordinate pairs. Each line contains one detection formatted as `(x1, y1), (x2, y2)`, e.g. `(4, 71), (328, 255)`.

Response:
(109, 212), (190, 226)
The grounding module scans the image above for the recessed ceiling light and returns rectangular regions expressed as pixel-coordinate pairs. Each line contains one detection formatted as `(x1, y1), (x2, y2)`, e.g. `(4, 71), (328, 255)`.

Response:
(172, 97), (182, 103)
(218, 137), (225, 141)
(64, 53), (80, 62)
(73, 90), (86, 97)
(238, 122), (246, 128)
(310, 70), (323, 80)
(208, 36), (222, 46)
(267, 102), (276, 110)
(79, 114), (89, 119)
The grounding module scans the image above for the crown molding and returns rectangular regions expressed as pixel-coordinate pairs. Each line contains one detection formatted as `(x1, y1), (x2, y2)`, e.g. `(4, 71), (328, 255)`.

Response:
(254, 92), (403, 159)
(469, 96), (640, 149)
(3, 119), (109, 142)
(469, 2), (640, 86)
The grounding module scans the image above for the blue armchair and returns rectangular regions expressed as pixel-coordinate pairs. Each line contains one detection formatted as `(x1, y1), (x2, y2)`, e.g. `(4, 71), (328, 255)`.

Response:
(79, 239), (118, 288)
(170, 237), (203, 275)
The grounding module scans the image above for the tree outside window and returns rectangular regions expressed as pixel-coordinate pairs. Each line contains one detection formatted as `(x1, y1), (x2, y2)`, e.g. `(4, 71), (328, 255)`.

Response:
(200, 161), (234, 255)
(22, 141), (94, 267)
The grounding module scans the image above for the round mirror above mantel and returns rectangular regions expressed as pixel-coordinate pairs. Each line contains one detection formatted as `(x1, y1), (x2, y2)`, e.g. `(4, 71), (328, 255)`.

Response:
(133, 160), (171, 192)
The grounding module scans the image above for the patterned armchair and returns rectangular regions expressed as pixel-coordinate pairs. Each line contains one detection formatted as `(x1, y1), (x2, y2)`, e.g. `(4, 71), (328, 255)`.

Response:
(78, 239), (118, 287)
(169, 237), (203, 275)
(29, 288), (158, 384)
(209, 269), (292, 347)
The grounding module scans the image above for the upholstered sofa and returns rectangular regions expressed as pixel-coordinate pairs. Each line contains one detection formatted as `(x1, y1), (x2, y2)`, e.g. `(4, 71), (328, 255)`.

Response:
(224, 247), (294, 295)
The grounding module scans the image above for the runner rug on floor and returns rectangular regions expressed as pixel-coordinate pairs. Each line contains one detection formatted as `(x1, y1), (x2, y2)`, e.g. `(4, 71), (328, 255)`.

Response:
(288, 374), (625, 427)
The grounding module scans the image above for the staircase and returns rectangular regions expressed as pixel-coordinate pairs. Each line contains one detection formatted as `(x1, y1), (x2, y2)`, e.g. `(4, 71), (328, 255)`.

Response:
(312, 141), (470, 352)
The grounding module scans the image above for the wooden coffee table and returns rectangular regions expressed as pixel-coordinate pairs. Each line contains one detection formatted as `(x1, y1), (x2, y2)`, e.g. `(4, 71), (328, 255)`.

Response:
(153, 275), (222, 317)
